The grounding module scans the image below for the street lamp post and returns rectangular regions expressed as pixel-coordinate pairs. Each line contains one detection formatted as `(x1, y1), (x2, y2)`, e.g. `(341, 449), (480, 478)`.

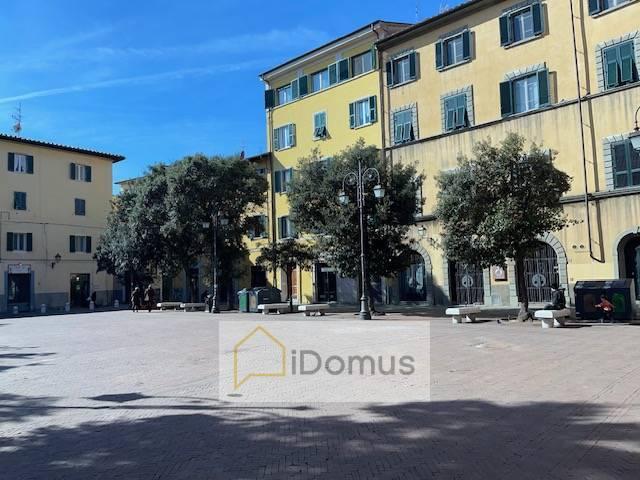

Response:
(630, 105), (640, 152)
(338, 158), (385, 320)
(203, 212), (228, 314)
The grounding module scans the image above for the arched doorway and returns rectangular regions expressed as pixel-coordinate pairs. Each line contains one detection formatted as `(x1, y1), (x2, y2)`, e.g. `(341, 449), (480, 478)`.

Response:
(522, 241), (559, 303)
(449, 262), (484, 305)
(618, 234), (640, 298)
(399, 251), (427, 302)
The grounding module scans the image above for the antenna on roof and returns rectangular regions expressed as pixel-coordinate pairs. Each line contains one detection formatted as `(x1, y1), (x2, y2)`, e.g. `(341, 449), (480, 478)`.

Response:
(415, 0), (420, 21)
(11, 103), (23, 136)
(439, 1), (450, 14)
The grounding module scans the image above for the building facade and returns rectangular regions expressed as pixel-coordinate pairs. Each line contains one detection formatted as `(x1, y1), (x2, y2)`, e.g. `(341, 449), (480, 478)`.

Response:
(376, 0), (640, 307)
(1, 134), (124, 312)
(258, 21), (409, 305)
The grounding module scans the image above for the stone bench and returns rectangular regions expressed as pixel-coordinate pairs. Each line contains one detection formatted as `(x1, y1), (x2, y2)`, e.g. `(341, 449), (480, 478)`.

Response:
(258, 303), (291, 315)
(157, 302), (182, 310)
(180, 303), (206, 312)
(298, 304), (330, 317)
(446, 306), (482, 324)
(535, 308), (571, 328)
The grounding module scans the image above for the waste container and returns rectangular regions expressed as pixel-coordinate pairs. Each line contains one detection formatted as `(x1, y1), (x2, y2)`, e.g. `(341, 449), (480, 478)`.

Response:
(248, 287), (282, 313)
(237, 289), (250, 313)
(574, 279), (635, 321)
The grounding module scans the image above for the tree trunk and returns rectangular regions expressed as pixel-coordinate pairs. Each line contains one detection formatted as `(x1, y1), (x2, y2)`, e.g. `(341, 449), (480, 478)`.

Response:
(287, 266), (293, 313)
(515, 254), (532, 321)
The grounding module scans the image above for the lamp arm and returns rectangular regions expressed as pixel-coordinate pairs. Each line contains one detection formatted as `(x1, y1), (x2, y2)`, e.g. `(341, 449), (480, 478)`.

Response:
(635, 105), (640, 131)
(361, 167), (381, 185)
(342, 171), (358, 193)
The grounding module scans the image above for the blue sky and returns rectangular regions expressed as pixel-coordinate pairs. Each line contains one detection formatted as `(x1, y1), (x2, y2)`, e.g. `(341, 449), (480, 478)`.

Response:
(0, 1), (461, 189)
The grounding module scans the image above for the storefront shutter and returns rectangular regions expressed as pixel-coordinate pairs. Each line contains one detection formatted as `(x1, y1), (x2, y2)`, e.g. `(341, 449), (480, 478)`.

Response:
(500, 81), (513, 117)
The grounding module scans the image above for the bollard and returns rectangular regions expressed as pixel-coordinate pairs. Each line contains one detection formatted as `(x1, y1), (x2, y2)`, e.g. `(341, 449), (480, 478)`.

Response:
(114, 299), (120, 308)
(40, 304), (47, 314)
(12, 305), (19, 315)
(64, 302), (70, 313)
(89, 301), (95, 312)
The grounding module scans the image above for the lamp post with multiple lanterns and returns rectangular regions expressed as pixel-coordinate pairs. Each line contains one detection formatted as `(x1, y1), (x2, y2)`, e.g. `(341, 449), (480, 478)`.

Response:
(203, 212), (228, 314)
(630, 105), (640, 152)
(338, 158), (385, 320)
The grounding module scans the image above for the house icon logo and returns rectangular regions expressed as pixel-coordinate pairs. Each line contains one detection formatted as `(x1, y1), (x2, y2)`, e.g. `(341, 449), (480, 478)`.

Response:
(233, 326), (286, 390)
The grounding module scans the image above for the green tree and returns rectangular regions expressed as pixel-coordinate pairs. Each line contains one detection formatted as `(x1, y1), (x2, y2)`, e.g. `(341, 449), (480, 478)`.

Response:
(256, 239), (316, 311)
(434, 133), (573, 320)
(288, 141), (422, 306)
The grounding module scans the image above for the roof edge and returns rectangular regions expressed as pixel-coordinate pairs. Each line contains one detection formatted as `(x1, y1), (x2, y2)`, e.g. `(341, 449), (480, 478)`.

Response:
(0, 133), (125, 162)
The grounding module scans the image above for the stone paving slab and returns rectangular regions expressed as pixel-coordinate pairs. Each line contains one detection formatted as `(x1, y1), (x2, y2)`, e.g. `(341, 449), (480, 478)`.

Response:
(0, 311), (639, 479)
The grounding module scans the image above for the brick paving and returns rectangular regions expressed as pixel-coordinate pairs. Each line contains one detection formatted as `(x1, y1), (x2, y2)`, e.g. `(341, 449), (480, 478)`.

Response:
(1, 310), (639, 479)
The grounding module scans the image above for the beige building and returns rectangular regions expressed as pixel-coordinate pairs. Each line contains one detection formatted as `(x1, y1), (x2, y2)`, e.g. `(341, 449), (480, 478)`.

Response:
(1, 134), (124, 312)
(376, 0), (640, 308)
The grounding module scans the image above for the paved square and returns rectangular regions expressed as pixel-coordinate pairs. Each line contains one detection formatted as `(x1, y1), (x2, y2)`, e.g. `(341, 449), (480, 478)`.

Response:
(1, 310), (639, 479)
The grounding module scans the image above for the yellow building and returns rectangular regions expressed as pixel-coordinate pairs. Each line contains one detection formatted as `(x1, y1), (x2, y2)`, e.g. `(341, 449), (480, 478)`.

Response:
(257, 21), (409, 304)
(375, 0), (640, 308)
(1, 134), (124, 312)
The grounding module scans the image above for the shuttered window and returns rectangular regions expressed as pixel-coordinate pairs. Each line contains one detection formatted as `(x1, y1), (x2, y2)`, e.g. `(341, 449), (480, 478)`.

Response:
(349, 96), (377, 129)
(75, 198), (86, 216)
(13, 192), (27, 211)
(499, 2), (543, 47)
(393, 109), (415, 145)
(612, 141), (640, 189)
(436, 31), (471, 70)
(311, 69), (329, 93)
(248, 215), (268, 239)
(6, 232), (33, 252)
(500, 69), (550, 117)
(351, 51), (374, 76)
(273, 124), (296, 151)
(274, 168), (294, 194)
(8, 153), (34, 174)
(70, 163), (92, 182)
(278, 216), (297, 239)
(444, 94), (468, 131)
(386, 52), (417, 87)
(603, 41), (637, 90)
(590, 0), (631, 15)
(313, 112), (327, 139)
(70, 235), (92, 253)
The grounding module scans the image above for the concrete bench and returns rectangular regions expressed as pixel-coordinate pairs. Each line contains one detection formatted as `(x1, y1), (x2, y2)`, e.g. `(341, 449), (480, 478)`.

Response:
(180, 303), (206, 312)
(157, 302), (182, 310)
(298, 304), (330, 317)
(258, 303), (291, 315)
(446, 306), (482, 324)
(535, 308), (571, 328)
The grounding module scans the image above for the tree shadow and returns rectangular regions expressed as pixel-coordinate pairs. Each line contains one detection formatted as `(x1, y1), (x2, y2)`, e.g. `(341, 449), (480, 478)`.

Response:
(0, 348), (56, 375)
(1, 396), (638, 479)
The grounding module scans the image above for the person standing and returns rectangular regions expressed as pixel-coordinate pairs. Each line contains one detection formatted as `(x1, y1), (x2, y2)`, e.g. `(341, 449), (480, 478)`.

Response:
(131, 287), (142, 312)
(595, 295), (614, 323)
(144, 285), (155, 313)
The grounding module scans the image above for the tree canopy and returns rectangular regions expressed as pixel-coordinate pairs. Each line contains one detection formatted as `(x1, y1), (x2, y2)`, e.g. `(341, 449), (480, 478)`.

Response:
(434, 133), (573, 318)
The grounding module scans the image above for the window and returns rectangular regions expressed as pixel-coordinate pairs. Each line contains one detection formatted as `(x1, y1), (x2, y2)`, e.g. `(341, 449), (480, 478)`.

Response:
(274, 168), (294, 194)
(8, 153), (34, 174)
(386, 52), (417, 86)
(248, 215), (268, 239)
(311, 69), (329, 93)
(444, 94), (469, 131)
(277, 84), (293, 105)
(351, 51), (374, 76)
(70, 235), (92, 253)
(75, 198), (86, 216)
(273, 124), (296, 151)
(313, 112), (327, 139)
(436, 31), (471, 70)
(603, 41), (637, 90)
(500, 69), (550, 117)
(349, 96), (377, 129)
(6, 232), (32, 252)
(278, 216), (296, 239)
(70, 163), (92, 182)
(13, 192), (27, 211)
(612, 141), (640, 189)
(590, 0), (631, 15)
(255, 167), (267, 176)
(500, 3), (543, 47)
(393, 109), (415, 145)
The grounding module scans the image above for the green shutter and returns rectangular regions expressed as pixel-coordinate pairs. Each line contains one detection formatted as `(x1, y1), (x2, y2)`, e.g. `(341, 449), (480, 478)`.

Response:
(86, 236), (92, 253)
(291, 79), (299, 100)
(538, 69), (550, 105)
(298, 75), (309, 96)
(277, 217), (283, 239)
(274, 171), (282, 193)
(620, 42), (635, 83)
(70, 236), (76, 253)
(385, 61), (393, 86)
(462, 31), (471, 60)
(500, 80), (513, 117)
(26, 155), (34, 174)
(70, 163), (76, 180)
(289, 124), (296, 147)
(264, 89), (275, 109)
(499, 15), (510, 46)
(6, 232), (13, 251)
(8, 152), (14, 171)
(605, 48), (620, 88)
(588, 0), (601, 15)
(455, 94), (467, 128)
(328, 62), (338, 85)
(445, 98), (455, 131)
(435, 41), (444, 70)
(85, 166), (92, 182)
(409, 52), (417, 79)
(394, 122), (403, 144)
(369, 96), (377, 123)
(26, 233), (33, 252)
(273, 128), (280, 151)
(338, 58), (350, 82)
(370, 46), (377, 70)
(532, 3), (543, 36)
(349, 102), (356, 129)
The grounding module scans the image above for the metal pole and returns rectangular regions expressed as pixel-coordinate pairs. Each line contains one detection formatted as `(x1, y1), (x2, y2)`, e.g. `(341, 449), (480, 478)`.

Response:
(212, 214), (220, 314)
(358, 158), (371, 320)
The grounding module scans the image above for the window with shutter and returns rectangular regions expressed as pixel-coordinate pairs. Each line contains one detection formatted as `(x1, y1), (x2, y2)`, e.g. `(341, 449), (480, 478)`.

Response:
(592, 0), (633, 15)
(6, 232), (30, 252)
(350, 97), (376, 128)
(390, 54), (415, 85)
(313, 112), (327, 139)
(338, 59), (350, 82)
(500, 3), (544, 47)
(443, 94), (468, 131)
(13, 192), (27, 211)
(328, 62), (338, 85)
(75, 198), (86, 216)
(393, 109), (415, 144)
(351, 51), (374, 76)
(500, 67), (550, 117)
(603, 41), (637, 90)
(612, 140), (640, 189)
(274, 170), (283, 193)
(273, 124), (295, 151)
(10, 153), (29, 173)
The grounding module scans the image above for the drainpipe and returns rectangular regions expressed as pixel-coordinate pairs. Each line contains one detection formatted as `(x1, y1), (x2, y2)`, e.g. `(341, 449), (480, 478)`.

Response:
(372, 24), (387, 154)
(264, 79), (278, 287)
(570, 0), (604, 263)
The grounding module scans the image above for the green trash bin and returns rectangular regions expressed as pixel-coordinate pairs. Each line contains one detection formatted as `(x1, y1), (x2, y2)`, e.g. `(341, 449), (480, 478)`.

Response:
(237, 289), (250, 313)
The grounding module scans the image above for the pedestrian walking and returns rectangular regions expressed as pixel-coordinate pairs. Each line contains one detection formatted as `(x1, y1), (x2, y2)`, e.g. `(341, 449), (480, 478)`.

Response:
(144, 285), (155, 312)
(131, 286), (142, 312)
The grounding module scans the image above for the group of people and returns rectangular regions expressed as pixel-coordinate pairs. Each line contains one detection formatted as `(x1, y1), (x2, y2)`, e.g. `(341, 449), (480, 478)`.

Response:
(546, 284), (614, 321)
(130, 285), (155, 312)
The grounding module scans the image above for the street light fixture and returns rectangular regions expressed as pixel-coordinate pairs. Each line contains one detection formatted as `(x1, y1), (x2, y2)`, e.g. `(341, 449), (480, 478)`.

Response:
(631, 105), (640, 152)
(338, 158), (385, 320)
(203, 212), (228, 314)
(51, 253), (61, 269)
